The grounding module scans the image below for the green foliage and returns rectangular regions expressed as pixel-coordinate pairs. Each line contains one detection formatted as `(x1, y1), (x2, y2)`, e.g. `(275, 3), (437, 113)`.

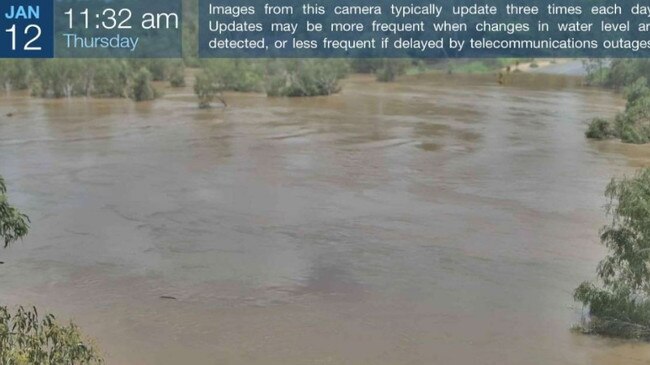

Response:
(193, 59), (348, 102)
(128, 60), (167, 81)
(27, 60), (166, 100)
(575, 169), (650, 338)
(29, 60), (90, 98)
(193, 69), (224, 108)
(0, 60), (30, 91)
(200, 60), (263, 92)
(586, 60), (650, 90)
(586, 78), (650, 144)
(89, 60), (130, 98)
(0, 176), (29, 248)
(192, 59), (266, 107)
(0, 306), (102, 364)
(128, 67), (156, 102)
(265, 59), (348, 97)
(168, 62), (186, 88)
(585, 118), (615, 140)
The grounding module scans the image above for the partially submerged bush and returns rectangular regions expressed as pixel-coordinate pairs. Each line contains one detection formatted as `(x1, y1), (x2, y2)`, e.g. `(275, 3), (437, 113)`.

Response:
(128, 67), (156, 102)
(574, 169), (650, 339)
(193, 69), (224, 108)
(168, 62), (186, 88)
(0, 306), (102, 364)
(586, 77), (650, 144)
(585, 118), (615, 140)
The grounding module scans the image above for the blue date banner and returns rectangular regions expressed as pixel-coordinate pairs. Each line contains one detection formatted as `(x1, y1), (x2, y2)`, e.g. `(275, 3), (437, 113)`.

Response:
(54, 0), (182, 58)
(0, 0), (54, 58)
(198, 0), (650, 58)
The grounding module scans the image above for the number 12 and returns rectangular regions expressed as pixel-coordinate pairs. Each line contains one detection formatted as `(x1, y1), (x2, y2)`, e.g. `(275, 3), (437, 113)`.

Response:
(5, 24), (42, 51)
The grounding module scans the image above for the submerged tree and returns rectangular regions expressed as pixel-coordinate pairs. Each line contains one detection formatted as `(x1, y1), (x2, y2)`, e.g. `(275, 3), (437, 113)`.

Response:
(168, 62), (186, 88)
(0, 175), (102, 363)
(575, 168), (650, 339)
(193, 68), (226, 108)
(128, 67), (156, 102)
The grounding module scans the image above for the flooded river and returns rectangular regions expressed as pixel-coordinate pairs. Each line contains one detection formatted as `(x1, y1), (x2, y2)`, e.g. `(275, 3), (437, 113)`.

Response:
(1, 72), (650, 364)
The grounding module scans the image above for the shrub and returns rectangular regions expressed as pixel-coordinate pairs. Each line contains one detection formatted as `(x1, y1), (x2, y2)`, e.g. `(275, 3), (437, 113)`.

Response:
(193, 69), (225, 108)
(128, 60), (169, 81)
(585, 118), (615, 140)
(574, 169), (650, 339)
(168, 62), (186, 88)
(587, 77), (650, 144)
(128, 67), (156, 102)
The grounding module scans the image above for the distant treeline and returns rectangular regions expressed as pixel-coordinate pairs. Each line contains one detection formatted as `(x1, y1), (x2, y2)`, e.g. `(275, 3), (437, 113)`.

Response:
(193, 59), (418, 107)
(0, 59), (184, 101)
(0, 58), (418, 106)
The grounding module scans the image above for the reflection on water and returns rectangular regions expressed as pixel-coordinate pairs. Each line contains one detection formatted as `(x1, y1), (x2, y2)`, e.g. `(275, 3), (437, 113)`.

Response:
(1, 72), (650, 364)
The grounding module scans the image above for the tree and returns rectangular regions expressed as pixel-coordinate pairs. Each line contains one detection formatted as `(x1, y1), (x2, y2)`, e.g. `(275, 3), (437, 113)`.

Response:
(575, 169), (650, 338)
(0, 175), (102, 363)
(0, 176), (29, 248)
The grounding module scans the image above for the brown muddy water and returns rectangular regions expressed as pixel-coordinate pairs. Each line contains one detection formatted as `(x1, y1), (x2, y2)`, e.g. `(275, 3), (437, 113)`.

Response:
(1, 72), (650, 364)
